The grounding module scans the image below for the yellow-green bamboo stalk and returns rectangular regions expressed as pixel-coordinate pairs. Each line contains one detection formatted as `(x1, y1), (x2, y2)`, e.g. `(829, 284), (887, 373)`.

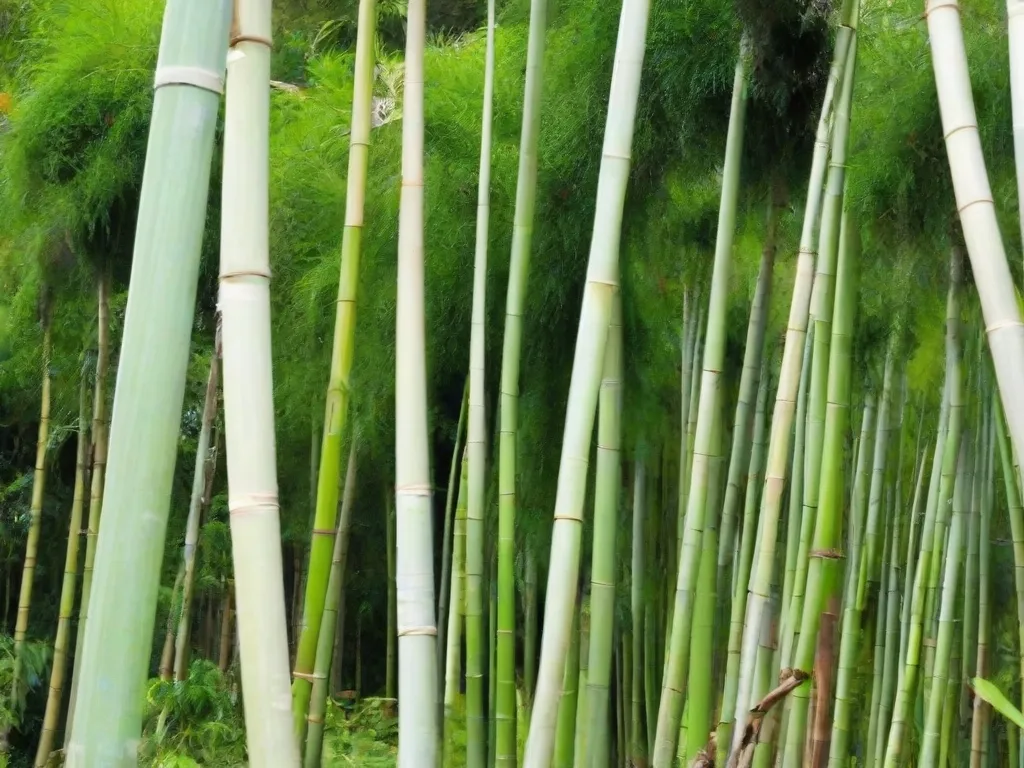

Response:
(65, 270), (110, 745)
(970, 410), (993, 768)
(33, 359), (89, 767)
(995, 395), (1024, 722)
(292, 0), (377, 728)
(219, 1), (297, 760)
(523, 0), (651, 760)
(64, 1), (232, 760)
(394, 0), (437, 762)
(654, 47), (747, 766)
(630, 461), (647, 768)
(444, 452), (468, 719)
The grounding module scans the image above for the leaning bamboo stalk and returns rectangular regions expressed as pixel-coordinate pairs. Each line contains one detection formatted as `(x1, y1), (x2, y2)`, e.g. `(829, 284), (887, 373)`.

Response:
(584, 292), (623, 768)
(926, 0), (1024, 496)
(219, 1), (297, 760)
(654, 47), (747, 766)
(523, 0), (652, 760)
(304, 447), (357, 767)
(394, 0), (438, 762)
(65, 270), (110, 744)
(292, 0), (377, 726)
(729, 0), (858, 749)
(995, 395), (1024, 717)
(33, 361), (89, 767)
(469, 4), (496, 761)
(174, 337), (220, 681)
(1009, 0), (1024, 259)
(64, 2), (232, 759)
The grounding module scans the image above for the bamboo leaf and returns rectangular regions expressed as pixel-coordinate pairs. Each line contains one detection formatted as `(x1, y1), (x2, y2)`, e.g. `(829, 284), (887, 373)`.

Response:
(971, 677), (1024, 730)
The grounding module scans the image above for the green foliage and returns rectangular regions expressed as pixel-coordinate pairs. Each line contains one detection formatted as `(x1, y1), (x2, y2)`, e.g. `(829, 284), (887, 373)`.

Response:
(971, 677), (1024, 731)
(0, 634), (52, 736)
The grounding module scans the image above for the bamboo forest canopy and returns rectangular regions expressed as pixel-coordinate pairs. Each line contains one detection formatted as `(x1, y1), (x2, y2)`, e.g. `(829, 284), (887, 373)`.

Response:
(0, 0), (1022, 762)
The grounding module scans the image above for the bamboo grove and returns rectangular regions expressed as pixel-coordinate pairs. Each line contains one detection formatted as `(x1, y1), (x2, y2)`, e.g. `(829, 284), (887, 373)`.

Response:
(4, 0), (1024, 766)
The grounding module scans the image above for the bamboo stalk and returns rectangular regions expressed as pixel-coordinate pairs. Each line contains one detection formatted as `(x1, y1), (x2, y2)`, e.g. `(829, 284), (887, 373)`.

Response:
(630, 461), (648, 768)
(64, 2), (232, 760)
(444, 453), (468, 718)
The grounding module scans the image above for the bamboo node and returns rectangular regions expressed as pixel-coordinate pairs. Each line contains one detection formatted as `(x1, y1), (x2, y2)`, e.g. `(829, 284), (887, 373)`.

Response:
(924, 0), (960, 17)
(396, 483), (432, 497)
(231, 33), (273, 48)
(154, 66), (224, 95)
(220, 268), (272, 280)
(809, 547), (844, 560)
(985, 319), (1024, 334)
(398, 626), (438, 636)
(292, 671), (316, 682)
(312, 528), (337, 535)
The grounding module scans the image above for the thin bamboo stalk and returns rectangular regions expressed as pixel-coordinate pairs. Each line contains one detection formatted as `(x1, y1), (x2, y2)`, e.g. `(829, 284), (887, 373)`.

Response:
(64, 2), (232, 760)
(34, 362), (89, 767)
(158, 565), (185, 683)
(654, 48), (747, 766)
(555, 606), (582, 767)
(630, 462), (648, 768)
(444, 453), (468, 717)
(292, 0), (377, 726)
(573, 598), (592, 767)
(970, 410), (993, 768)
(219, 583), (233, 673)
(523, 0), (651, 759)
(995, 396), (1024, 719)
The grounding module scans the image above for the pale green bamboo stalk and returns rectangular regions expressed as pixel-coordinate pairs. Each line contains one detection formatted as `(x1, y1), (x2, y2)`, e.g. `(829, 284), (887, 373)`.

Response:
(497, 0), (548, 740)
(444, 452), (468, 717)
(174, 339), (220, 682)
(778, 329), (816, 672)
(630, 462), (648, 768)
(685, 407), (724, 763)
(63, 2), (231, 761)
(961, 411), (983, 721)
(729, 0), (858, 748)
(920, 437), (969, 765)
(523, 0), (651, 759)
(304, 447), (357, 767)
(864, 506), (891, 768)
(584, 292), (623, 768)
(555, 605), (581, 767)
(860, 349), (896, 608)
(654, 48), (747, 766)
(716, 197), (779, 593)
(677, 293), (695, 553)
(438, 384), (468, 728)
(65, 271), (110, 746)
(34, 361), (89, 767)
(394, 0), (438, 762)
(884, 247), (961, 765)
(292, 0), (377, 731)
(970, 407), (993, 768)
(219, 2), (297, 758)
(717, 366), (770, 764)
(938, 632), (961, 767)
(574, 599), (591, 766)
(897, 449), (928, 689)
(683, 312), (703, 546)
(782, 31), (859, 674)
(995, 395), (1024, 721)
(779, 202), (860, 768)
(872, 486), (904, 766)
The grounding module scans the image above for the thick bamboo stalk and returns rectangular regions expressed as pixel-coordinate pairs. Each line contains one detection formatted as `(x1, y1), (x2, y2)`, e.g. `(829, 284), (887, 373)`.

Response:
(292, 0), (377, 726)
(926, 0), (1024, 499)
(386, 492), (397, 701)
(174, 338), (220, 681)
(780, 203), (860, 768)
(34, 362), (89, 767)
(497, 0), (548, 733)
(394, 1), (437, 761)
(809, 594), (838, 767)
(573, 598), (592, 766)
(555, 607), (582, 767)
(9, 318), (51, 731)
(523, 0), (651, 760)
(304, 448), (357, 767)
(729, 0), (857, 750)
(65, 271), (110, 745)
(654, 49), (747, 766)
(219, 1), (296, 760)
(584, 292), (623, 768)
(920, 439), (970, 765)
(1010, 0), (1024, 260)
(64, 2), (231, 760)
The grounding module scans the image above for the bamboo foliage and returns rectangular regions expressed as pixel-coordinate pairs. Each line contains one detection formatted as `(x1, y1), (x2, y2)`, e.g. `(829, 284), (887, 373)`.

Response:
(523, 0), (652, 760)
(64, 1), (232, 761)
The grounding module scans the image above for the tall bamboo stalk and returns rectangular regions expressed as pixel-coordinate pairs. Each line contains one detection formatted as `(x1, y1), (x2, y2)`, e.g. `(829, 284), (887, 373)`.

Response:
(730, 0), (858, 750)
(66, 270), (110, 744)
(780, 204), (859, 768)
(873, 485), (903, 765)
(523, 0), (652, 759)
(555, 606), (582, 767)
(860, 349), (895, 606)
(9, 317), (51, 736)
(654, 48), (747, 766)
(1009, 0), (1024, 256)
(33, 359), (89, 767)
(304, 447), (357, 767)
(218, 1), (296, 759)
(64, 2), (231, 760)
(292, 0), (377, 727)
(995, 396), (1024, 717)
(394, 0), (437, 761)
(584, 292), (623, 768)
(926, 0), (1024, 491)
(496, 0), (548, 738)
(630, 462), (648, 768)
(174, 336), (220, 681)
(444, 453), (468, 718)
(970, 412), (993, 768)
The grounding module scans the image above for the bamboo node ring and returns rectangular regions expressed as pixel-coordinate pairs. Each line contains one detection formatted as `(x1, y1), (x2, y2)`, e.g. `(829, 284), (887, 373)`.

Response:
(221, 268), (272, 280)
(154, 66), (224, 95)
(231, 34), (273, 48)
(396, 483), (433, 497)
(957, 197), (994, 214)
(292, 671), (316, 681)
(943, 123), (977, 141)
(985, 319), (1024, 333)
(399, 626), (438, 636)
